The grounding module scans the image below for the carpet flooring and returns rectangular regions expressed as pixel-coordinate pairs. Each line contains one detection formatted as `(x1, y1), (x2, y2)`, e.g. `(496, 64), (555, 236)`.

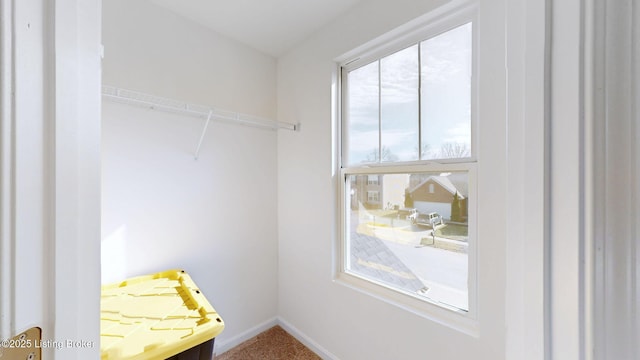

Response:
(215, 326), (321, 360)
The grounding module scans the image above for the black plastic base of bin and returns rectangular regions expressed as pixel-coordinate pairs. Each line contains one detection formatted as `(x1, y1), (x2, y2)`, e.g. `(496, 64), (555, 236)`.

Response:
(166, 338), (215, 360)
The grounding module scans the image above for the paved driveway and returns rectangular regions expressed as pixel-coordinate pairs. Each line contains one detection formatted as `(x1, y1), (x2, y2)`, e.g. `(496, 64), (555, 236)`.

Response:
(348, 213), (468, 310)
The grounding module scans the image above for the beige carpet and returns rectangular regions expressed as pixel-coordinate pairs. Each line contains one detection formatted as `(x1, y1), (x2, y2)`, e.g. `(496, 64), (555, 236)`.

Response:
(215, 326), (321, 360)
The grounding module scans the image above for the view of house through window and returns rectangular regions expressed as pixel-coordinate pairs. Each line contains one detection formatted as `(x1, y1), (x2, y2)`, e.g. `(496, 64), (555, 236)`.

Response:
(346, 172), (469, 311)
(341, 21), (473, 312)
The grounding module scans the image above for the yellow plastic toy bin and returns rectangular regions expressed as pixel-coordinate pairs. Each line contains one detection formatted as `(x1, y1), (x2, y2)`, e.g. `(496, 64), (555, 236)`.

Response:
(100, 269), (224, 360)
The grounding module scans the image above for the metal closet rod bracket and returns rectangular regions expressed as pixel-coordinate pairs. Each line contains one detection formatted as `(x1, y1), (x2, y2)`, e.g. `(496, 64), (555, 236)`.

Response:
(101, 85), (299, 159)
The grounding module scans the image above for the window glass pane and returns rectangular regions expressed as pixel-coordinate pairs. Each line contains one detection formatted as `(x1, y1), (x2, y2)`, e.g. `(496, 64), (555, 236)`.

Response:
(346, 171), (469, 311)
(346, 61), (379, 165)
(420, 23), (472, 160)
(380, 45), (419, 162)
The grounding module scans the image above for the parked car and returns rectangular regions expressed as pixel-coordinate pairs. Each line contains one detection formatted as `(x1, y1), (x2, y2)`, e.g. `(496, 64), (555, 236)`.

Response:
(397, 208), (419, 223)
(416, 212), (444, 227)
(415, 214), (430, 226)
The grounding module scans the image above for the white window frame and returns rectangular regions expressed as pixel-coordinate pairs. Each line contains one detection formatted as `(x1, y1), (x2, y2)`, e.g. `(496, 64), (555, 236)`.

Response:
(335, 7), (479, 334)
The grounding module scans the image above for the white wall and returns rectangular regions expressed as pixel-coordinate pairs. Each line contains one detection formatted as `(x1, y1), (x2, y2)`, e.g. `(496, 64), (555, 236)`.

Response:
(276, 0), (523, 359)
(101, 0), (278, 349)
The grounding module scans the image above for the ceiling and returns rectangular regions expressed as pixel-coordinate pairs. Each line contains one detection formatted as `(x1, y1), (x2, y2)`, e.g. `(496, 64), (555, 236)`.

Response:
(147, 0), (363, 57)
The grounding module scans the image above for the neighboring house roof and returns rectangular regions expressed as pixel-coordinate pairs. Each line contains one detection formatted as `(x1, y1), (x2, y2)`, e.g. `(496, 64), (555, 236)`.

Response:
(447, 172), (468, 197)
(409, 175), (466, 199)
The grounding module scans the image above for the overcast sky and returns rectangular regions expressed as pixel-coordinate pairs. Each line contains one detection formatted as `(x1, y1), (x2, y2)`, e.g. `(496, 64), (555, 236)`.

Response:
(346, 22), (472, 165)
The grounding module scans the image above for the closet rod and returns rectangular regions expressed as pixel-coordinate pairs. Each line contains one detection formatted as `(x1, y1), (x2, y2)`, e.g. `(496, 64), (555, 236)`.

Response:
(101, 85), (298, 132)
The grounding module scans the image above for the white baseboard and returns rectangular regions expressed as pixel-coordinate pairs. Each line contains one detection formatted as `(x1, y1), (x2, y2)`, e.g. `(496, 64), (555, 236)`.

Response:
(214, 316), (339, 360)
(214, 317), (278, 355)
(277, 317), (339, 360)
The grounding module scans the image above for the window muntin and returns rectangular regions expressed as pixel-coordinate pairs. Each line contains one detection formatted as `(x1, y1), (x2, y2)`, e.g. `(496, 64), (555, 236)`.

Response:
(343, 22), (473, 166)
(340, 21), (474, 313)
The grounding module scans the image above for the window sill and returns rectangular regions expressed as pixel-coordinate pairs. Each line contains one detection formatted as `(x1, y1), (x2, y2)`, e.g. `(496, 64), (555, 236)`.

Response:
(333, 271), (479, 337)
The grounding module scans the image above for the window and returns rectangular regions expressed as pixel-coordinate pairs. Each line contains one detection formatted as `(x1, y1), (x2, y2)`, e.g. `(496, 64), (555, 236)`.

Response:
(367, 191), (380, 202)
(340, 21), (474, 313)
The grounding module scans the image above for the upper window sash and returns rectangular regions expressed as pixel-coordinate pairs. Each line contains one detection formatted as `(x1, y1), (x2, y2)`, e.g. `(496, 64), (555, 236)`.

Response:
(340, 16), (477, 169)
(339, 8), (476, 73)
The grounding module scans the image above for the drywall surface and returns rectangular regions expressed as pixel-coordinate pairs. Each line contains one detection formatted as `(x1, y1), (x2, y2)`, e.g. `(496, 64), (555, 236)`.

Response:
(102, 0), (276, 116)
(101, 0), (278, 347)
(277, 0), (509, 359)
